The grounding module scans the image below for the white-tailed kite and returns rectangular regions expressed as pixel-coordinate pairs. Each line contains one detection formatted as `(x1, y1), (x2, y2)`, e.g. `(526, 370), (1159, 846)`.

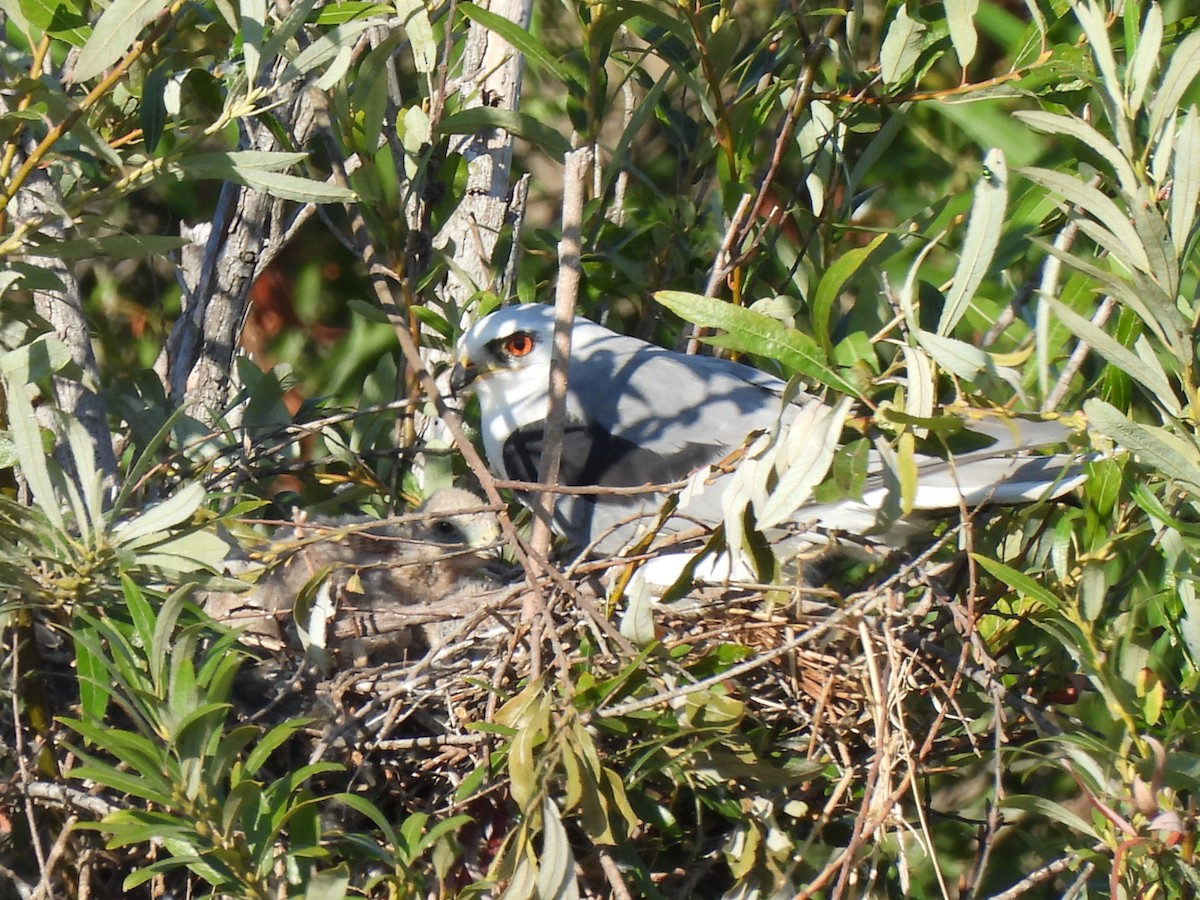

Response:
(449, 304), (1085, 564)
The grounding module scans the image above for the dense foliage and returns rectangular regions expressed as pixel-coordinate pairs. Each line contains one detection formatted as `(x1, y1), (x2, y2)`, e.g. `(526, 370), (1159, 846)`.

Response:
(2, 0), (1200, 896)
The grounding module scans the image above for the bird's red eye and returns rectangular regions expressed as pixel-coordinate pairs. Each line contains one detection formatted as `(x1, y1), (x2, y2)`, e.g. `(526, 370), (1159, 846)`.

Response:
(504, 333), (535, 357)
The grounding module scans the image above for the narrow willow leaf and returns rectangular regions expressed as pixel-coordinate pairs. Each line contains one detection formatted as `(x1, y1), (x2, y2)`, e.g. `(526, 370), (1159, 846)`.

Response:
(27, 234), (191, 260)
(241, 0), (266, 83)
(1014, 110), (1138, 195)
(899, 344), (934, 423)
(895, 433), (926, 516)
(879, 5), (925, 86)
(1074, 0), (1121, 93)
(1019, 166), (1151, 274)
(236, 170), (356, 203)
(811, 233), (890, 355)
(1126, 2), (1162, 115)
(914, 330), (988, 380)
(654, 290), (860, 396)
(1151, 110), (1176, 185)
(945, 0), (979, 68)
(111, 482), (205, 546)
(1171, 108), (1200, 250)
(178, 151), (311, 178)
(1131, 195), (1177, 300)
(257, 0), (318, 67)
(757, 397), (852, 530)
(140, 64), (168, 154)
(536, 801), (581, 900)
(280, 21), (373, 83)
(458, 2), (574, 86)
(1001, 795), (1099, 839)
(897, 229), (945, 334)
(796, 101), (836, 218)
(395, 0), (436, 74)
(601, 71), (670, 202)
(439, 107), (572, 157)
(62, 414), (103, 538)
(618, 576), (656, 645)
(73, 0), (172, 81)
(315, 45), (354, 90)
(1033, 237), (1184, 354)
(939, 148), (1006, 335)
(5, 380), (64, 531)
(1073, 0), (1132, 150)
(1148, 29), (1200, 143)
(973, 554), (1063, 611)
(74, 628), (109, 720)
(1179, 580), (1200, 669)
(0, 335), (71, 383)
(1049, 298), (1180, 416)
(1085, 399), (1200, 495)
(499, 855), (538, 900)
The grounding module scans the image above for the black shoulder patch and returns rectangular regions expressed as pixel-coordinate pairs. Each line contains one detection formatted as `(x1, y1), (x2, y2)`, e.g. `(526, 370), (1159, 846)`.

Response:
(502, 421), (721, 487)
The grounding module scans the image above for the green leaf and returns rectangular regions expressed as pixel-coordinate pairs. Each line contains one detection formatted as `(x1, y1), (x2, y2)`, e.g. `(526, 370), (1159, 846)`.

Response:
(1018, 166), (1151, 275)
(4, 380), (64, 531)
(280, 20), (373, 82)
(458, 2), (574, 86)
(335, 793), (399, 847)
(1001, 794), (1099, 840)
(1170, 107), (1200, 251)
(757, 397), (852, 529)
(1014, 110), (1138, 195)
(939, 148), (1006, 335)
(140, 64), (169, 153)
(26, 233), (191, 260)
(74, 628), (111, 720)
(1073, 0), (1133, 154)
(313, 2), (390, 24)
(245, 717), (316, 775)
(945, 0), (979, 68)
(972, 554), (1063, 611)
(73, 0), (171, 81)
(235, 170), (356, 203)
(131, 528), (231, 573)
(811, 233), (889, 356)
(535, 800), (581, 900)
(879, 4), (926, 86)
(1032, 237), (1184, 354)
(1125, 1), (1162, 115)
(111, 481), (204, 546)
(1148, 27), (1200, 144)
(241, 0), (265, 83)
(439, 107), (572, 158)
(395, 0), (436, 74)
(0, 335), (72, 383)
(653, 291), (860, 396)
(175, 150), (310, 178)
(1049, 298), (1180, 416)
(1085, 399), (1200, 496)
(175, 150), (356, 202)
(70, 761), (176, 806)
(914, 330), (995, 381)
(304, 866), (350, 900)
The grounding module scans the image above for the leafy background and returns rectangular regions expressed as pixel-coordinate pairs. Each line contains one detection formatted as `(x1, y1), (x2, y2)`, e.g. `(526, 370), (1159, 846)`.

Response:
(2, 0), (1199, 897)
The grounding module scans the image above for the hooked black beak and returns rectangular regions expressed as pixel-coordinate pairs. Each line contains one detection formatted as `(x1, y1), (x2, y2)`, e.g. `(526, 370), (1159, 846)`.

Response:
(449, 360), (478, 396)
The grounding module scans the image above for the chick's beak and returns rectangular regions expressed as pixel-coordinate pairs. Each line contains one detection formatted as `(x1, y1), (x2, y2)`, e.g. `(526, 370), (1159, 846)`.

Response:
(448, 359), (479, 396)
